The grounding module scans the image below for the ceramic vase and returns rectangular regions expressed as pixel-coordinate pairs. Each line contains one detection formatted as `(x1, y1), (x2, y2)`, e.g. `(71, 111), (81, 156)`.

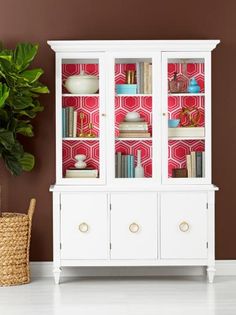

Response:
(135, 150), (144, 178)
(74, 154), (87, 169)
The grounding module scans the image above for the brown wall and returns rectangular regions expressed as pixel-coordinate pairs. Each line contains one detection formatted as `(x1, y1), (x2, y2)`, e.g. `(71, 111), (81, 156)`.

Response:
(0, 0), (235, 260)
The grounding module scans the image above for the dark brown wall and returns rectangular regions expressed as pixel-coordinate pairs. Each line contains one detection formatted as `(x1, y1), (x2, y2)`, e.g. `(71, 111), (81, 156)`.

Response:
(0, 0), (235, 260)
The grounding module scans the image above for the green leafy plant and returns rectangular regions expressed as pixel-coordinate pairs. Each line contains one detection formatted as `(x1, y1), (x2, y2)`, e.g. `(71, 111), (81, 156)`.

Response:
(0, 42), (49, 175)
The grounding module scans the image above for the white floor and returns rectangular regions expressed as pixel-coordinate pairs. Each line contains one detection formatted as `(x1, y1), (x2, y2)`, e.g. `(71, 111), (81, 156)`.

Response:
(0, 277), (236, 315)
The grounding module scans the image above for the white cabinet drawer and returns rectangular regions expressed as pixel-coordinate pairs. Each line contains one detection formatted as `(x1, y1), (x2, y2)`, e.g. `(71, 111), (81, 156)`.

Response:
(60, 193), (108, 260)
(111, 193), (157, 260)
(160, 192), (208, 259)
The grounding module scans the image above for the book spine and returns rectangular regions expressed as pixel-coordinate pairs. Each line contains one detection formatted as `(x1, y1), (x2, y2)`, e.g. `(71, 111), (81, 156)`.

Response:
(136, 62), (140, 94)
(62, 108), (65, 138)
(68, 107), (74, 137)
(140, 62), (144, 94)
(125, 155), (128, 178)
(196, 151), (202, 178)
(148, 63), (152, 94)
(144, 62), (149, 94)
(115, 154), (118, 178)
(117, 152), (122, 178)
(130, 155), (134, 178)
(118, 132), (151, 138)
(119, 125), (148, 131)
(202, 151), (205, 177)
(73, 111), (77, 138)
(191, 151), (196, 178)
(127, 155), (131, 178)
(65, 107), (69, 137)
(121, 155), (126, 178)
(186, 154), (192, 178)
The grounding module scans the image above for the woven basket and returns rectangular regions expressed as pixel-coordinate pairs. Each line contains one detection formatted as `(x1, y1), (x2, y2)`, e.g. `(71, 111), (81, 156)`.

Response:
(0, 199), (36, 286)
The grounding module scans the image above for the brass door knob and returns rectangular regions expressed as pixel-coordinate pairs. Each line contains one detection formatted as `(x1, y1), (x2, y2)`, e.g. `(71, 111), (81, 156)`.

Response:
(78, 222), (89, 233)
(179, 221), (190, 232)
(129, 223), (140, 233)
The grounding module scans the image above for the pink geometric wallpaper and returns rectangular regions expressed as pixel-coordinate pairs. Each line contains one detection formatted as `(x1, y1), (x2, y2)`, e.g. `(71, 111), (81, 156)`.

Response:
(115, 140), (152, 177)
(62, 140), (99, 177)
(115, 63), (136, 84)
(168, 140), (205, 177)
(63, 96), (99, 137)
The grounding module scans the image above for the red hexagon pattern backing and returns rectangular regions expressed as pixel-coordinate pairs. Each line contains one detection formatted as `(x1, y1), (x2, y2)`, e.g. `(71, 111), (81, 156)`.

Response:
(61, 62), (205, 179)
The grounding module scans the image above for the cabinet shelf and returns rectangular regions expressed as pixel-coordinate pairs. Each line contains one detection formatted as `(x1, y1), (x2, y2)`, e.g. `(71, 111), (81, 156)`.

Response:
(168, 93), (205, 97)
(63, 137), (99, 141)
(116, 137), (152, 141)
(115, 94), (152, 97)
(62, 94), (99, 97)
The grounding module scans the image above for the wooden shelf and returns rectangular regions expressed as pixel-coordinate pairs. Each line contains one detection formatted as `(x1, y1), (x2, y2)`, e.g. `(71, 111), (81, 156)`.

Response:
(62, 94), (99, 97)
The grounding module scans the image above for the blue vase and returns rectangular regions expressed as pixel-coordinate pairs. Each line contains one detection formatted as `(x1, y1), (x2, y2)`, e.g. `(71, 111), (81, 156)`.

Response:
(187, 78), (200, 93)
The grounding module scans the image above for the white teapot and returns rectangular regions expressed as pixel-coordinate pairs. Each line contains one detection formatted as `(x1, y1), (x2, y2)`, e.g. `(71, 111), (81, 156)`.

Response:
(64, 71), (99, 94)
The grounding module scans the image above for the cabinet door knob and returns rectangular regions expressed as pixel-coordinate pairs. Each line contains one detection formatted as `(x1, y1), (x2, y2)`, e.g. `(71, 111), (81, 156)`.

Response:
(129, 223), (140, 233)
(78, 222), (89, 233)
(101, 113), (106, 117)
(179, 221), (190, 232)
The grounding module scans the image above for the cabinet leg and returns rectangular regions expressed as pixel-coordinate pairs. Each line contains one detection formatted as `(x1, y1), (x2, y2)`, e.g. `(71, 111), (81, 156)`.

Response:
(207, 266), (216, 283)
(53, 267), (62, 284)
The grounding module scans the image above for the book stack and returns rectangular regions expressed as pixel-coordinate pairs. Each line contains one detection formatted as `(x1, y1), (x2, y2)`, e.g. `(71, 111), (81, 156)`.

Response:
(62, 107), (77, 137)
(186, 151), (205, 178)
(65, 167), (98, 178)
(118, 121), (151, 138)
(136, 62), (152, 94)
(115, 152), (135, 178)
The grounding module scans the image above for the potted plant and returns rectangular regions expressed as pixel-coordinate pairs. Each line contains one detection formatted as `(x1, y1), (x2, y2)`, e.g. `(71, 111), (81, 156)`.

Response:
(0, 42), (49, 176)
(0, 43), (49, 286)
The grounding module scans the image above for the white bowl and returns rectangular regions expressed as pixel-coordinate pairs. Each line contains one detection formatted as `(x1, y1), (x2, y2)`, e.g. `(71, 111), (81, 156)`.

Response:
(125, 112), (140, 121)
(64, 71), (99, 94)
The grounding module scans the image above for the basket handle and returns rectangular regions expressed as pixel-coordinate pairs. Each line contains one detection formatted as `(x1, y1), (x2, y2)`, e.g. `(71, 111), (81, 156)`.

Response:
(28, 198), (36, 221)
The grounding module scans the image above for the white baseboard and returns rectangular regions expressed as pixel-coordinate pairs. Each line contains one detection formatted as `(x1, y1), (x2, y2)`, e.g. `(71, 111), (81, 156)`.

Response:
(30, 261), (236, 278)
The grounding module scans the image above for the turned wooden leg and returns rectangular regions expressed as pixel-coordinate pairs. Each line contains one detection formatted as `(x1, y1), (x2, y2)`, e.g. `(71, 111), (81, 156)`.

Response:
(53, 267), (62, 284)
(207, 266), (216, 283)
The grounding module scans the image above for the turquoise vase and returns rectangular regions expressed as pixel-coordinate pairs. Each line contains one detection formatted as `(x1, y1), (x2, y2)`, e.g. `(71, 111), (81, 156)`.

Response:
(187, 77), (200, 93)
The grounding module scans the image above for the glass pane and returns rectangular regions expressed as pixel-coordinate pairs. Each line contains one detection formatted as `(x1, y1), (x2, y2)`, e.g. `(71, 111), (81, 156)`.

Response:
(61, 59), (100, 179)
(114, 58), (153, 179)
(167, 58), (205, 179)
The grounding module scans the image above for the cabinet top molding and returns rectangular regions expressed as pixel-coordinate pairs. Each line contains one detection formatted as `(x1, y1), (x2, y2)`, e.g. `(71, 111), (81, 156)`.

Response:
(47, 40), (220, 53)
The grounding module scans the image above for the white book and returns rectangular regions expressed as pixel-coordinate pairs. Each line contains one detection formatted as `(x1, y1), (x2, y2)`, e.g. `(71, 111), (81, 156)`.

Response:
(168, 127), (205, 138)
(186, 154), (192, 178)
(190, 151), (196, 178)
(119, 125), (148, 131)
(73, 111), (77, 137)
(66, 169), (98, 178)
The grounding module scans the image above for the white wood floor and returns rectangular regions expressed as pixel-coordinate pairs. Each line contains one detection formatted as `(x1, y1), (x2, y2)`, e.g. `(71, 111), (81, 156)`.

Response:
(0, 277), (236, 315)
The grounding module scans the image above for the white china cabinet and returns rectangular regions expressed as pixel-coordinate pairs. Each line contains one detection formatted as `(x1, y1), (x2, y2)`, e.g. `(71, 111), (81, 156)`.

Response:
(48, 40), (220, 284)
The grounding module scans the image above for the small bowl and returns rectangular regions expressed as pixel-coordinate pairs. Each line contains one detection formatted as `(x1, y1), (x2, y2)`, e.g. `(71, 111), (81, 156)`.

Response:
(125, 112), (140, 121)
(168, 119), (180, 128)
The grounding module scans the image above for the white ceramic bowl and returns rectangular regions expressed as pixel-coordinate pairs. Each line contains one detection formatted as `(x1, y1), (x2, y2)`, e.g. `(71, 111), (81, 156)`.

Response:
(125, 112), (140, 121)
(64, 71), (99, 94)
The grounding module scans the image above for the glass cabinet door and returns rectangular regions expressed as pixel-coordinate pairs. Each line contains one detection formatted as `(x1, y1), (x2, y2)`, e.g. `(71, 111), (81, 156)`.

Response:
(162, 52), (211, 184)
(56, 53), (106, 184)
(107, 53), (161, 185)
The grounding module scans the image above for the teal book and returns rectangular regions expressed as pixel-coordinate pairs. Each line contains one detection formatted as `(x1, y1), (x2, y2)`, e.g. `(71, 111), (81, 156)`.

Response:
(130, 155), (134, 178)
(127, 155), (131, 178)
(62, 108), (66, 137)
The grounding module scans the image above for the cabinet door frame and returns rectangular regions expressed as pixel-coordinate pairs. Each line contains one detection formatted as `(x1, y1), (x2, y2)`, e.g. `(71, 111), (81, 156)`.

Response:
(161, 51), (212, 185)
(55, 52), (107, 185)
(106, 51), (162, 188)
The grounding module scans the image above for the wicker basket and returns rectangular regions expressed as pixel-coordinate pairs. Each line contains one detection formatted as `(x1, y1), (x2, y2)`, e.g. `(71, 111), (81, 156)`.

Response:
(0, 199), (36, 286)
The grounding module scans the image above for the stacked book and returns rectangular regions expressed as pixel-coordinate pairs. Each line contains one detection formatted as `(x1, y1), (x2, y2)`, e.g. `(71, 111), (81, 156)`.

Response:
(62, 107), (77, 138)
(136, 62), (152, 94)
(65, 167), (98, 178)
(118, 121), (151, 138)
(186, 151), (205, 178)
(115, 152), (135, 178)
